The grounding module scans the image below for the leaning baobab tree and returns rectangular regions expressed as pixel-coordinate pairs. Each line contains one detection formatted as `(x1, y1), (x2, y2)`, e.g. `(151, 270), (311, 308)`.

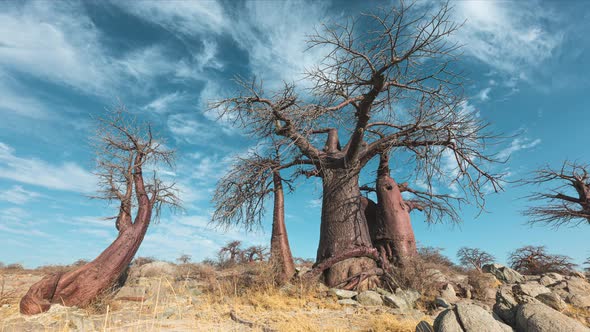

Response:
(211, 2), (502, 287)
(20, 109), (179, 315)
(212, 144), (302, 282)
(525, 161), (590, 227)
(508, 245), (577, 275)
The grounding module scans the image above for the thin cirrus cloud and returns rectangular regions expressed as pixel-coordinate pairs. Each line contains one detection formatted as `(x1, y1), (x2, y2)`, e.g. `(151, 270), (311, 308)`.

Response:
(450, 1), (563, 75)
(0, 185), (41, 205)
(0, 142), (96, 193)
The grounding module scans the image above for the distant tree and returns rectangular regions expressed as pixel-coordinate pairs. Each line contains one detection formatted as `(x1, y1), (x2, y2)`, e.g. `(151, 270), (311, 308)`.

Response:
(508, 245), (577, 275)
(201, 258), (217, 266)
(219, 240), (243, 266)
(6, 263), (24, 270)
(72, 259), (89, 267)
(584, 257), (590, 276)
(243, 246), (267, 263)
(457, 247), (495, 271)
(524, 162), (590, 227)
(176, 254), (192, 265)
(20, 108), (180, 315)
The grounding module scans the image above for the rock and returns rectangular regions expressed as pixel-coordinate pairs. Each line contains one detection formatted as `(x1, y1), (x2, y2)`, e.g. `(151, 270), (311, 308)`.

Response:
(567, 294), (590, 308)
(329, 288), (358, 299)
(138, 261), (177, 278)
(567, 277), (590, 297)
(440, 284), (458, 303)
(515, 303), (588, 332)
(355, 290), (383, 306)
(540, 273), (563, 286)
(535, 292), (567, 311)
(114, 286), (147, 301)
(416, 321), (434, 332)
(482, 263), (525, 284)
(493, 286), (519, 326)
(434, 304), (513, 332)
(570, 271), (586, 279)
(426, 269), (448, 283)
(515, 283), (550, 298)
(337, 299), (359, 306)
(435, 297), (451, 308)
(383, 289), (420, 311)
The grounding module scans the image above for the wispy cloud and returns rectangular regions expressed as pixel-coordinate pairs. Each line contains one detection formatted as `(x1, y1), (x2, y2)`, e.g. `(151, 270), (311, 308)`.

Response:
(0, 185), (41, 204)
(451, 1), (563, 76)
(0, 142), (95, 193)
(498, 137), (542, 160)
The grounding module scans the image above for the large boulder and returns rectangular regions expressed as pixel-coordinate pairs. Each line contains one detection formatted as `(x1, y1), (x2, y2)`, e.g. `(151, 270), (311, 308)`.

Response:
(383, 289), (420, 311)
(514, 282), (550, 298)
(515, 303), (588, 332)
(329, 288), (357, 299)
(440, 284), (459, 303)
(567, 294), (590, 309)
(355, 290), (383, 306)
(535, 292), (567, 312)
(433, 303), (512, 332)
(494, 286), (519, 326)
(114, 286), (147, 301)
(482, 264), (524, 284)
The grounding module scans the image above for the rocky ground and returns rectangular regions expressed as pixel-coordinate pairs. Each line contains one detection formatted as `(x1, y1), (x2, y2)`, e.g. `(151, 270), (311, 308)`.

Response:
(0, 262), (589, 331)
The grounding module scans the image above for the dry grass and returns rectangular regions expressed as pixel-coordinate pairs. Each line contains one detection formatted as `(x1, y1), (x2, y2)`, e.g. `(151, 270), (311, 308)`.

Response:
(564, 304), (590, 327)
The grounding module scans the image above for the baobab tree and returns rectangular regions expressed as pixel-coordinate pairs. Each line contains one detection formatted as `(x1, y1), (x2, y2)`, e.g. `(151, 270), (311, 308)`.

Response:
(212, 144), (302, 282)
(456, 247), (495, 271)
(20, 109), (180, 315)
(211, 2), (502, 287)
(525, 161), (590, 227)
(243, 246), (268, 263)
(219, 240), (244, 266)
(508, 245), (576, 275)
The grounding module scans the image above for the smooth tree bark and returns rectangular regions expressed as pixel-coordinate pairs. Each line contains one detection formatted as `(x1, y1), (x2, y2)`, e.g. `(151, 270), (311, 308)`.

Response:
(269, 171), (296, 282)
(20, 110), (179, 315)
(212, 146), (301, 283)
(370, 153), (418, 265)
(212, 3), (502, 287)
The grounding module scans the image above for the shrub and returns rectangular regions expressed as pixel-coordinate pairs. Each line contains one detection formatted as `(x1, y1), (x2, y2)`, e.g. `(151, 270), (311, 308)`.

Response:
(132, 256), (156, 267)
(5, 263), (24, 270)
(176, 254), (192, 265)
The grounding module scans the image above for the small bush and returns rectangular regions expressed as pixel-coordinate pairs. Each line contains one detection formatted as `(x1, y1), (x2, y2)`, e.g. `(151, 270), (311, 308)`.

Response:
(5, 263), (24, 270)
(457, 247), (495, 271)
(132, 256), (156, 267)
(466, 269), (499, 301)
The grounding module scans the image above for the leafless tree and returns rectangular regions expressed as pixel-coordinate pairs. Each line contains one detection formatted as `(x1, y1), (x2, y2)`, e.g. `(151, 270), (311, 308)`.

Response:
(210, 2), (503, 287)
(20, 108), (180, 315)
(243, 246), (268, 263)
(212, 142), (303, 282)
(219, 240), (243, 266)
(457, 247), (495, 271)
(508, 245), (577, 275)
(524, 161), (590, 227)
(176, 254), (192, 265)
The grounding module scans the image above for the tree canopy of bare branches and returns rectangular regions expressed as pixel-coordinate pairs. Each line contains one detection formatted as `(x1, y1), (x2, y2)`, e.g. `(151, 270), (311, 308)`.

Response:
(524, 161), (590, 227)
(508, 245), (577, 275)
(457, 247), (495, 271)
(209, 1), (504, 287)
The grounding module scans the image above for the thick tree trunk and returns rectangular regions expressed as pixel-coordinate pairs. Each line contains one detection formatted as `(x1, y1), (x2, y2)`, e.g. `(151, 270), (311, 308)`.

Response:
(269, 172), (296, 283)
(370, 154), (418, 265)
(317, 168), (377, 288)
(20, 167), (152, 315)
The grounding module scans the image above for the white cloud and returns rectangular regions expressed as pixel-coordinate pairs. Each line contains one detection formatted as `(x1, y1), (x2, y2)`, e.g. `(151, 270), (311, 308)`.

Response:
(143, 92), (186, 113)
(112, 1), (226, 36)
(451, 1), (563, 75)
(0, 185), (41, 204)
(498, 137), (542, 160)
(477, 87), (491, 101)
(167, 113), (218, 144)
(0, 142), (96, 193)
(308, 198), (322, 209)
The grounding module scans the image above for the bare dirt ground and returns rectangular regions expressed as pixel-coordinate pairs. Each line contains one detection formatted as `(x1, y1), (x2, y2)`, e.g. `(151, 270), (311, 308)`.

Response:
(0, 270), (424, 332)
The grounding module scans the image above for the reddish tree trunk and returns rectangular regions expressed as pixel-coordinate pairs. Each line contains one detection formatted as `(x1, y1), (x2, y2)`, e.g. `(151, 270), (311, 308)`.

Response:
(317, 168), (377, 288)
(20, 167), (152, 315)
(269, 172), (296, 283)
(369, 154), (418, 265)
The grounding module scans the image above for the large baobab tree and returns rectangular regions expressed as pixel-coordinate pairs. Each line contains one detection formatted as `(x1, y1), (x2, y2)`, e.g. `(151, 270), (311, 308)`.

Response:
(525, 161), (590, 227)
(20, 109), (179, 315)
(212, 2), (502, 287)
(212, 144), (303, 282)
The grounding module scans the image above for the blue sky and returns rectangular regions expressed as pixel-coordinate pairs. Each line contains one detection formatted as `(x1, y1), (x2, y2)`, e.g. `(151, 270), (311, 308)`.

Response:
(0, 0), (588, 268)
